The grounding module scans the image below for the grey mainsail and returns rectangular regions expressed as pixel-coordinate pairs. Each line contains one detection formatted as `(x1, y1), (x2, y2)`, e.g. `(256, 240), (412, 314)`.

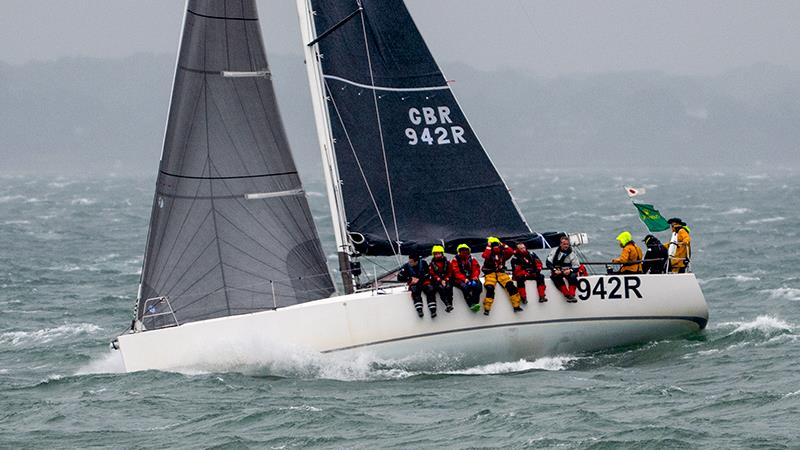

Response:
(303, 0), (560, 258)
(136, 0), (334, 329)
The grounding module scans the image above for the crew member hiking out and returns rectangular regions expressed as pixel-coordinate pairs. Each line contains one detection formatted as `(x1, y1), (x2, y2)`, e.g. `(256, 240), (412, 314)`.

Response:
(511, 242), (548, 303)
(547, 235), (581, 302)
(429, 245), (454, 313)
(642, 234), (668, 274)
(481, 237), (523, 315)
(450, 243), (482, 312)
(397, 254), (436, 318)
(611, 231), (643, 274)
(665, 218), (692, 273)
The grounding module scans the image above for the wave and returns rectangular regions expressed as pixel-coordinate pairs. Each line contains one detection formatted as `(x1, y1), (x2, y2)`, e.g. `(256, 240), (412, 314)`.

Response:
(442, 356), (577, 375)
(745, 217), (785, 224)
(721, 207), (750, 215)
(0, 323), (102, 346)
(76, 351), (126, 375)
(70, 198), (96, 206)
(717, 315), (794, 336)
(761, 287), (800, 301)
(698, 274), (760, 285)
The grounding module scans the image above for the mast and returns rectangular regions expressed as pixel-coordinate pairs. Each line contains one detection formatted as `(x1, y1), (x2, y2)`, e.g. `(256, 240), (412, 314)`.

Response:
(296, 0), (355, 293)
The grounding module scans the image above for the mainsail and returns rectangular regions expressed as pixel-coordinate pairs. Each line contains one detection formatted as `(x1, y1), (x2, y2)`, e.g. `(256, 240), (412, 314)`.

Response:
(302, 0), (557, 257)
(136, 0), (334, 329)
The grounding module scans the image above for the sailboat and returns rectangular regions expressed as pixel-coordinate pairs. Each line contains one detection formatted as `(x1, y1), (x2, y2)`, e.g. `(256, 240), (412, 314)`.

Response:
(113, 0), (708, 373)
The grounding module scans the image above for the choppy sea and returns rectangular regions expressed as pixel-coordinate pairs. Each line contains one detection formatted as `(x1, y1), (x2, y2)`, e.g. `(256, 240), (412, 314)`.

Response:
(1, 168), (798, 449)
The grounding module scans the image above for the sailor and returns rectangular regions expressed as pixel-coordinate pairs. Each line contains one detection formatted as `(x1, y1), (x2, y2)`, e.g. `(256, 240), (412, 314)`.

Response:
(642, 234), (668, 274)
(511, 242), (548, 303)
(397, 254), (436, 318)
(611, 231), (643, 274)
(546, 235), (581, 302)
(428, 245), (455, 313)
(481, 237), (523, 315)
(450, 243), (482, 312)
(665, 218), (692, 273)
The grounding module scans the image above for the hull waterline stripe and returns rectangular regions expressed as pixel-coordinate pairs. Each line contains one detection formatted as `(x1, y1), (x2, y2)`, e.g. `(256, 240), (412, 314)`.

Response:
(187, 10), (259, 21)
(323, 75), (450, 92)
(321, 315), (708, 353)
(159, 170), (297, 180)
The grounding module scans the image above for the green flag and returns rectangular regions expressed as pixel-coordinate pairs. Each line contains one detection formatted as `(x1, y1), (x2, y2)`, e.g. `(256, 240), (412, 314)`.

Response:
(632, 202), (670, 232)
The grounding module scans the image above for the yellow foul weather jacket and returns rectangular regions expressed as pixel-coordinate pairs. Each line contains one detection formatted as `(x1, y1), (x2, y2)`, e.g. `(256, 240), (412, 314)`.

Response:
(612, 236), (643, 274)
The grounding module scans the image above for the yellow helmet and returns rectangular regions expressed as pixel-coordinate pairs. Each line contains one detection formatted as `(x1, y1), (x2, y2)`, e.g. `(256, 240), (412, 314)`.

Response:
(457, 243), (471, 253)
(431, 245), (445, 256)
(487, 236), (501, 245)
(615, 231), (633, 246)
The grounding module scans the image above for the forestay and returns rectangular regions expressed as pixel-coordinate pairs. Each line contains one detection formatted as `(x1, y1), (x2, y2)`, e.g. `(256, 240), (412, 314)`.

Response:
(307, 0), (558, 256)
(136, 0), (334, 329)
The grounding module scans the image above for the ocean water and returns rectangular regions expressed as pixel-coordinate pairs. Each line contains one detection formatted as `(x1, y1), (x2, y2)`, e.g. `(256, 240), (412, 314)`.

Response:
(1, 169), (798, 449)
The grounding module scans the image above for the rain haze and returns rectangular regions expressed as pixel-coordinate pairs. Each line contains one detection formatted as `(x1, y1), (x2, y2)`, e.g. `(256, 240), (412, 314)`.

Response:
(1, 0), (798, 174)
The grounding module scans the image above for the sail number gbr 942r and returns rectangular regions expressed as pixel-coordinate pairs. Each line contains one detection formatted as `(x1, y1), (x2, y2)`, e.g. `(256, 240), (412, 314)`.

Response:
(405, 106), (467, 146)
(576, 276), (643, 301)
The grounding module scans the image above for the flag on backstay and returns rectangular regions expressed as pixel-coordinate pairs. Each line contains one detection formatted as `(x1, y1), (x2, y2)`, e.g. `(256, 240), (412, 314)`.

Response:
(624, 186), (646, 197)
(632, 202), (671, 232)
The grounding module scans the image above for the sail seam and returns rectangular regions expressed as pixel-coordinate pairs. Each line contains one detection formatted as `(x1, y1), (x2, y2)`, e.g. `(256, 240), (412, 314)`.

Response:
(187, 9), (258, 21)
(159, 169), (297, 180)
(323, 74), (449, 92)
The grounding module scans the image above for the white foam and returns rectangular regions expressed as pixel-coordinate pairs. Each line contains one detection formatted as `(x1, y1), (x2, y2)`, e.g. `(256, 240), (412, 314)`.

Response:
(70, 198), (96, 205)
(0, 195), (26, 203)
(698, 274), (760, 285)
(719, 315), (794, 335)
(721, 207), (750, 215)
(76, 351), (126, 375)
(761, 287), (800, 301)
(0, 323), (102, 346)
(443, 356), (577, 375)
(745, 217), (785, 224)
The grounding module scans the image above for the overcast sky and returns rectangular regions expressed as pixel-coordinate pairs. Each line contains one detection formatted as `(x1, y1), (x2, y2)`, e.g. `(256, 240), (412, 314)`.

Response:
(1, 0), (799, 76)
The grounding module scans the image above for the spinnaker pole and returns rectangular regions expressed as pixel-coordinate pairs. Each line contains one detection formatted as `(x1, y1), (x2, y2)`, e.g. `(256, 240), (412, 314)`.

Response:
(296, 0), (355, 293)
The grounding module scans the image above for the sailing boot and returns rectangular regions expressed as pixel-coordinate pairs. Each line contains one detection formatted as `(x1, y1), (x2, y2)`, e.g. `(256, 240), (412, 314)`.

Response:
(537, 284), (548, 303)
(483, 297), (493, 316)
(444, 295), (454, 313)
(414, 299), (424, 317)
(518, 285), (528, 305)
(559, 284), (570, 300)
(567, 285), (578, 303)
(510, 292), (523, 312)
(428, 301), (437, 318)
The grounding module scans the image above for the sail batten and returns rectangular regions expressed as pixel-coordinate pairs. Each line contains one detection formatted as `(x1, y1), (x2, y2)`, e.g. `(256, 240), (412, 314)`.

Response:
(137, 0), (334, 329)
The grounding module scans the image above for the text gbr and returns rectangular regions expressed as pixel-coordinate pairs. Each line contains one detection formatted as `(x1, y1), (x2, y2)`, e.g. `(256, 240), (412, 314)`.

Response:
(576, 276), (643, 301)
(405, 106), (467, 146)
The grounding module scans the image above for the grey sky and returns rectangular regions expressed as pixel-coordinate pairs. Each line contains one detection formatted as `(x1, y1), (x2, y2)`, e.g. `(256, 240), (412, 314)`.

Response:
(1, 1), (798, 76)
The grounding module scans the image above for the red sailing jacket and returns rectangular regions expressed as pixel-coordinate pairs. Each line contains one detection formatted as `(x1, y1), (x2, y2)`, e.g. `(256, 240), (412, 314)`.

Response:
(428, 257), (453, 284)
(481, 244), (515, 274)
(511, 250), (543, 279)
(450, 256), (481, 283)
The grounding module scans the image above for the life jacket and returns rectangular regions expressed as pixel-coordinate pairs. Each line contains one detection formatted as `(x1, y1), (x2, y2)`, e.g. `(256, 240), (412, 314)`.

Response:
(482, 246), (513, 274)
(429, 257), (451, 282)
(512, 251), (541, 277)
(551, 248), (573, 268)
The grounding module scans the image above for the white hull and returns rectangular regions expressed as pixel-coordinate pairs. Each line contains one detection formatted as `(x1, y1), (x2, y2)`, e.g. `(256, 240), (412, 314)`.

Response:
(116, 274), (708, 373)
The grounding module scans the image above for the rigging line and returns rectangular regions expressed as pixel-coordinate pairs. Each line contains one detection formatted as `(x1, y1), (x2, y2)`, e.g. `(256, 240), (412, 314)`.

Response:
(358, 7), (402, 264)
(324, 78), (398, 259)
(306, 6), (362, 47)
(167, 264), (227, 310)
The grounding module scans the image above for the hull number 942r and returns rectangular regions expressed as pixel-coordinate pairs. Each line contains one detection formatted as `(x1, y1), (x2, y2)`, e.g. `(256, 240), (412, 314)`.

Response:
(576, 276), (642, 301)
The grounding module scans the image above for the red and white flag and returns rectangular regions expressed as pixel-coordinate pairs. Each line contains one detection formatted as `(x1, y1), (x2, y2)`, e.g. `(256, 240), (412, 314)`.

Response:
(624, 186), (646, 197)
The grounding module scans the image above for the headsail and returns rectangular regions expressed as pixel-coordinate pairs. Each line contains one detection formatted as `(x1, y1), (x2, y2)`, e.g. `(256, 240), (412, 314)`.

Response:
(136, 0), (334, 329)
(304, 0), (557, 257)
